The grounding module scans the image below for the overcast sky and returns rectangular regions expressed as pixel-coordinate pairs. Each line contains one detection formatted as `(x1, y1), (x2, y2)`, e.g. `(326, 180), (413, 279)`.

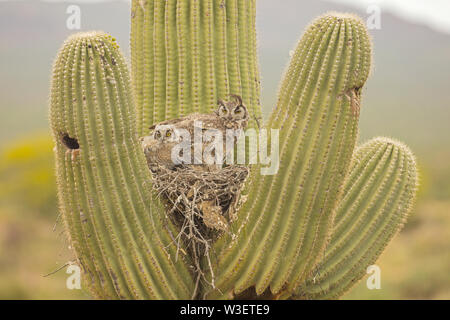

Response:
(324, 0), (450, 34)
(2, 0), (450, 35)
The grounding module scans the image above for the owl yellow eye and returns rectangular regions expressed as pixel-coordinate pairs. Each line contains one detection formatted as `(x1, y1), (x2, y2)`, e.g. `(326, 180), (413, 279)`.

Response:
(154, 131), (161, 139)
(166, 131), (172, 137)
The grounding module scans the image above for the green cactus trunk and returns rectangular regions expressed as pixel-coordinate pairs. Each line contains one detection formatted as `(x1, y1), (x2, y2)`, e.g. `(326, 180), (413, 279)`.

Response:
(207, 13), (372, 299)
(297, 137), (418, 299)
(50, 32), (194, 299)
(130, 0), (261, 133)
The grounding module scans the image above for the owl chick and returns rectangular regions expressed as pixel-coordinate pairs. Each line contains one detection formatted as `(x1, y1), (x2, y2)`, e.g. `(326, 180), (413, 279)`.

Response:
(141, 124), (182, 171)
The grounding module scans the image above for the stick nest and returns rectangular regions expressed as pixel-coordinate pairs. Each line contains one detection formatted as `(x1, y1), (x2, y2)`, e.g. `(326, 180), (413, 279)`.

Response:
(150, 164), (249, 297)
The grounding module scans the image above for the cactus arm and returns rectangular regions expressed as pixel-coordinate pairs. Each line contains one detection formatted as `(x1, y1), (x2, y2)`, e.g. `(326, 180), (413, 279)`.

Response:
(50, 32), (194, 299)
(130, 0), (261, 133)
(296, 137), (419, 299)
(208, 14), (372, 298)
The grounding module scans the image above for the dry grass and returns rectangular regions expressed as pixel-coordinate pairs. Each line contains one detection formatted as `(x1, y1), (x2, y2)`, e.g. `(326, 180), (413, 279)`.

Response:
(343, 199), (450, 300)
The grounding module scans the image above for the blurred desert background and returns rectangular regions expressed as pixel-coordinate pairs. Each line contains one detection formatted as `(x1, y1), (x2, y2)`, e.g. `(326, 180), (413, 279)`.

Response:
(0, 0), (449, 299)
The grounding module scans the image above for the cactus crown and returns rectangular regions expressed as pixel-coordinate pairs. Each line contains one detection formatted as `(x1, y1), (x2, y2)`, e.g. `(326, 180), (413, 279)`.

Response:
(50, 1), (418, 300)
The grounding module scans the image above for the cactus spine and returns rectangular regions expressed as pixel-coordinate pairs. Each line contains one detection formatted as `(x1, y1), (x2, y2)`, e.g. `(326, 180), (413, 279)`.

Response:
(130, 0), (261, 133)
(50, 32), (194, 299)
(297, 137), (418, 299)
(208, 13), (372, 299)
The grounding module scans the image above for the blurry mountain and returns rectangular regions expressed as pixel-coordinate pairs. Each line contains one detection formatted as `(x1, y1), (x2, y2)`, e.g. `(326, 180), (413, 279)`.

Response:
(257, 0), (450, 158)
(0, 1), (131, 147)
(1, 0), (449, 161)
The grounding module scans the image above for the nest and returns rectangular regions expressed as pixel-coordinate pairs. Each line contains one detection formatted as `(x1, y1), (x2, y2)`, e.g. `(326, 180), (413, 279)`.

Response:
(150, 164), (249, 297)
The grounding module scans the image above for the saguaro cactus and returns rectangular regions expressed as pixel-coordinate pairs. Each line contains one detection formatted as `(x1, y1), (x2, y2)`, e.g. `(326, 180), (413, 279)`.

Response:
(49, 1), (419, 300)
(50, 32), (194, 299)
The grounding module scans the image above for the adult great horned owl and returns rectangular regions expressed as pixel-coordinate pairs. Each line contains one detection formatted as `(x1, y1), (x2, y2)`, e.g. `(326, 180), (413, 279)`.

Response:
(217, 94), (249, 130)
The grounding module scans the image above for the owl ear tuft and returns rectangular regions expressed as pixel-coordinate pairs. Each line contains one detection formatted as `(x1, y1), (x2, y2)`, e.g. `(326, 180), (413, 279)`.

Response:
(229, 94), (243, 106)
(217, 99), (225, 107)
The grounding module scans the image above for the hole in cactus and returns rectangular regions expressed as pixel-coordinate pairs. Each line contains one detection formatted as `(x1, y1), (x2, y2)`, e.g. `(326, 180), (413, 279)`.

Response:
(61, 133), (80, 150)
